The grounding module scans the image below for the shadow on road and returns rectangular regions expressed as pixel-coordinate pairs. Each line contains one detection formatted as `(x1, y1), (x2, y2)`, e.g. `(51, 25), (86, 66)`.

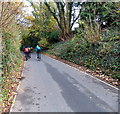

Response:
(43, 61), (114, 112)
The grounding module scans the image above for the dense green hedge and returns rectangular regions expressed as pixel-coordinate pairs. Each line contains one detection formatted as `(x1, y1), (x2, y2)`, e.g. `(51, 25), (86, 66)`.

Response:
(1, 28), (22, 102)
(47, 30), (120, 79)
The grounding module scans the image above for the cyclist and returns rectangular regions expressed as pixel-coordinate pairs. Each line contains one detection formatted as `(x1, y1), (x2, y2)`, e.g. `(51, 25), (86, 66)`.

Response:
(30, 47), (33, 53)
(35, 45), (41, 60)
(28, 47), (31, 58)
(23, 47), (29, 61)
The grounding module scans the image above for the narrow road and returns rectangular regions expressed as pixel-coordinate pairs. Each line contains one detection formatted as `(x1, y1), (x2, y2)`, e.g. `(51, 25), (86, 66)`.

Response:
(11, 54), (118, 112)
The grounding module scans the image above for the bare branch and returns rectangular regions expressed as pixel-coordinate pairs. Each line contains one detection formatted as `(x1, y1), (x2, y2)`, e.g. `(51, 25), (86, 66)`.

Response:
(71, 6), (81, 28)
(1, 2), (23, 27)
(0, 2), (4, 26)
(44, 2), (62, 30)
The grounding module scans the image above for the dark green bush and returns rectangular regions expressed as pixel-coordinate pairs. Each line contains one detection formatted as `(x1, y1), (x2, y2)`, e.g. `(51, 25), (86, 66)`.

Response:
(2, 28), (22, 101)
(46, 30), (119, 79)
(47, 30), (60, 43)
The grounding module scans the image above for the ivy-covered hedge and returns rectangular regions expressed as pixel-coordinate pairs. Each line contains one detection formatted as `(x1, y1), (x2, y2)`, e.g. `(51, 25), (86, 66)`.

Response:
(47, 30), (120, 79)
(1, 26), (22, 111)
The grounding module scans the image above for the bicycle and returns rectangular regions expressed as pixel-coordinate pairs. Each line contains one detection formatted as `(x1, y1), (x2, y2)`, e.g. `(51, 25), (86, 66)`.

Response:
(37, 52), (41, 61)
(35, 45), (42, 61)
(24, 52), (29, 61)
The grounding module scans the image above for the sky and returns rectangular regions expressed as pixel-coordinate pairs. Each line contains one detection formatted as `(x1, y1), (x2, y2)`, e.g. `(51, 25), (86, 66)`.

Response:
(22, 0), (33, 15)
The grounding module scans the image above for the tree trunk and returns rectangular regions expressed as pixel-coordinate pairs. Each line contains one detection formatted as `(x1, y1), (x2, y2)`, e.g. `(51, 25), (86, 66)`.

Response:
(45, 1), (81, 41)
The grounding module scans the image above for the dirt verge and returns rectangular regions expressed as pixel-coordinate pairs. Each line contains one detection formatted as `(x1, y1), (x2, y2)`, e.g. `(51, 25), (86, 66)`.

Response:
(2, 56), (24, 113)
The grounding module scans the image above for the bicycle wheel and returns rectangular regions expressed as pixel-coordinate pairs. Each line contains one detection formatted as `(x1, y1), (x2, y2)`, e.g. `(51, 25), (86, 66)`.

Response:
(25, 55), (28, 61)
(37, 54), (41, 61)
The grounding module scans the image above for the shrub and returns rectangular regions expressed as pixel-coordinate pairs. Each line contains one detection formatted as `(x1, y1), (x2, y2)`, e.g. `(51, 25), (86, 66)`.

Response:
(38, 38), (49, 48)
(46, 29), (119, 79)
(1, 25), (22, 106)
(47, 30), (60, 43)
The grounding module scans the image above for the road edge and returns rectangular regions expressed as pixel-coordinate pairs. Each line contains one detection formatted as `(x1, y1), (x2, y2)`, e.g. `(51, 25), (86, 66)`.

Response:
(43, 54), (119, 90)
(10, 61), (25, 112)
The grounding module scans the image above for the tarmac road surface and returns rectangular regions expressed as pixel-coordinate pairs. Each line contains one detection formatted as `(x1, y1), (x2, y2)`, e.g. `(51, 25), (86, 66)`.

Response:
(11, 54), (118, 112)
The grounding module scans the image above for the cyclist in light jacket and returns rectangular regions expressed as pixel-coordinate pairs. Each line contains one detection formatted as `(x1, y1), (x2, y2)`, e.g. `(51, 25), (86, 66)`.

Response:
(35, 45), (41, 59)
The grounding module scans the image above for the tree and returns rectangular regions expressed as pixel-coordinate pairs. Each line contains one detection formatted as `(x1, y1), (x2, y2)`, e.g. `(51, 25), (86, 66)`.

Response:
(80, 2), (120, 28)
(22, 1), (60, 47)
(26, 1), (58, 32)
(0, 1), (23, 29)
(44, 0), (82, 40)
